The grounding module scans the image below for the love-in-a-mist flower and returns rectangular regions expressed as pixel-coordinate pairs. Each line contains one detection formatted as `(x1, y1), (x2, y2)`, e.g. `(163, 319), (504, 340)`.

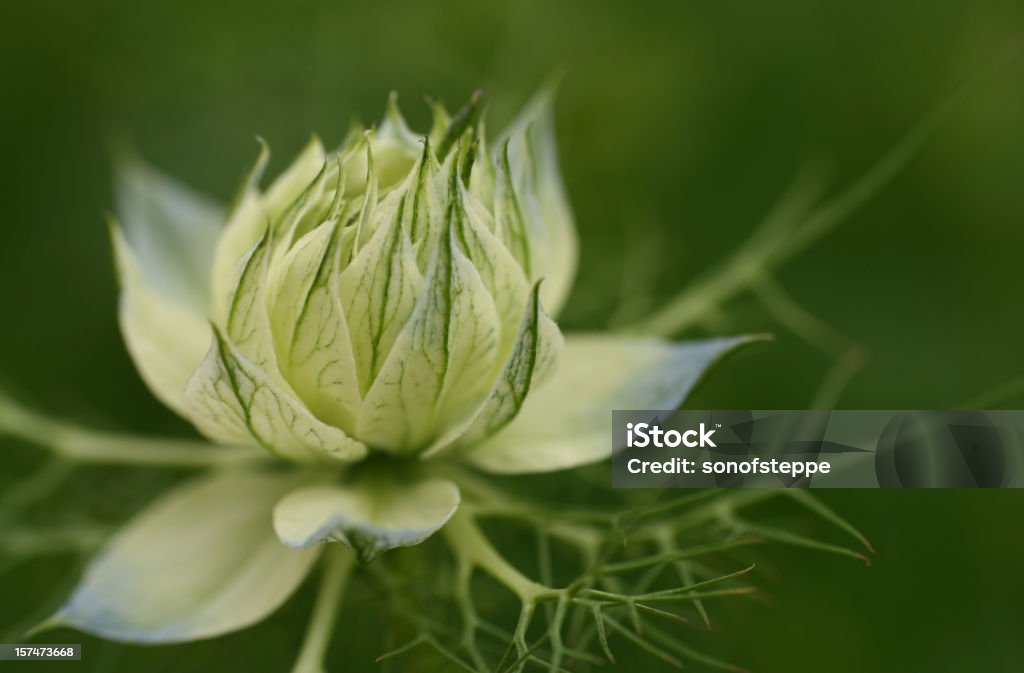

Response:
(39, 89), (748, 644)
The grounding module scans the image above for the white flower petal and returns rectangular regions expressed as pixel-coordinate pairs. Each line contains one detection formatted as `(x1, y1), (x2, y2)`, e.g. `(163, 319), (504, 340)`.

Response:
(111, 224), (212, 417)
(497, 86), (578, 316)
(45, 470), (319, 643)
(113, 153), (224, 312)
(465, 335), (754, 474)
(274, 474), (460, 563)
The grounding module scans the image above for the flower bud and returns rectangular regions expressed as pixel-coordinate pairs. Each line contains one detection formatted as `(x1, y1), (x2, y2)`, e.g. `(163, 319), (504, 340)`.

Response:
(116, 90), (574, 461)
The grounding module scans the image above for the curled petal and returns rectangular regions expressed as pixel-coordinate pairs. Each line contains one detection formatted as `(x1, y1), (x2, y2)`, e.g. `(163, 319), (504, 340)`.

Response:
(274, 473), (460, 563)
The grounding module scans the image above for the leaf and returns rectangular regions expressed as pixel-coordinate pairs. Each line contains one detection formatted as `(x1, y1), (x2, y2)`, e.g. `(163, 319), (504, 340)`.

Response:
(183, 326), (367, 464)
(465, 335), (755, 474)
(110, 222), (212, 417)
(273, 473), (460, 563)
(42, 470), (319, 643)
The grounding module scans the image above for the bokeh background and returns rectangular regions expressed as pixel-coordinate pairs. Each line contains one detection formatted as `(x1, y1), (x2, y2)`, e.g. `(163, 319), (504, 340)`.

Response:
(2, 1), (1023, 671)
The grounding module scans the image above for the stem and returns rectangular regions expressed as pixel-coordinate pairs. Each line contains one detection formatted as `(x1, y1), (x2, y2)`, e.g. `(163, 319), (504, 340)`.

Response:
(626, 61), (996, 339)
(0, 392), (265, 467)
(0, 458), (71, 523)
(290, 546), (356, 673)
(443, 509), (549, 601)
(1, 525), (110, 556)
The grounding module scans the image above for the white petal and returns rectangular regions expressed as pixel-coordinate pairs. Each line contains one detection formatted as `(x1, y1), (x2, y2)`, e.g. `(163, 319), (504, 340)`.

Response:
(45, 470), (319, 643)
(465, 335), (753, 474)
(113, 154), (224, 312)
(111, 224), (212, 417)
(274, 474), (460, 562)
(497, 86), (578, 316)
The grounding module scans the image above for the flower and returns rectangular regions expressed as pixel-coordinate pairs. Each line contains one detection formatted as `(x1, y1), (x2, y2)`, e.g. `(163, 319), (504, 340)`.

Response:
(37, 88), (749, 644)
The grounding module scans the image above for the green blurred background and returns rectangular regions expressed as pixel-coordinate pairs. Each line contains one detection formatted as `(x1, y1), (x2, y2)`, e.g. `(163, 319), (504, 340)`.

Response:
(1, 0), (1023, 671)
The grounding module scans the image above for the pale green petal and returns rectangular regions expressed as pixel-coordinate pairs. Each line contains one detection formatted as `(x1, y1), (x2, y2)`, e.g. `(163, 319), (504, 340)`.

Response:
(468, 118), (496, 206)
(223, 230), (278, 370)
(45, 470), (319, 643)
(497, 87), (578, 316)
(338, 169), (428, 394)
(271, 156), (342, 257)
(493, 141), (532, 277)
(263, 136), (330, 222)
(183, 327), (367, 463)
(356, 225), (501, 453)
(273, 473), (460, 563)
(114, 153), (224, 311)
(342, 124), (420, 197)
(427, 100), (451, 148)
(379, 91), (424, 150)
(466, 335), (753, 474)
(457, 178), (531, 357)
(211, 138), (325, 321)
(424, 282), (562, 456)
(111, 223), (211, 417)
(460, 282), (562, 443)
(269, 221), (362, 432)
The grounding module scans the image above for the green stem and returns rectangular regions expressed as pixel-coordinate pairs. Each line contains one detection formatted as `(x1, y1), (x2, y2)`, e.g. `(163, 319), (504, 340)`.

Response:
(290, 546), (356, 673)
(627, 63), (991, 339)
(0, 458), (71, 524)
(0, 525), (110, 556)
(443, 509), (550, 601)
(0, 393), (265, 467)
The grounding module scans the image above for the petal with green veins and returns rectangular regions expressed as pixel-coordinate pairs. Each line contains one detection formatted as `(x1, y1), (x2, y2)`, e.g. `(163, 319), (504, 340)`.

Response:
(269, 221), (362, 432)
(110, 223), (212, 417)
(338, 171), (428, 394)
(455, 178), (531, 357)
(494, 140), (532, 276)
(223, 229), (278, 370)
(42, 470), (319, 644)
(263, 136), (331, 223)
(355, 224), (501, 453)
(273, 473), (460, 563)
(424, 282), (562, 456)
(465, 335), (755, 474)
(211, 137), (325, 319)
(184, 326), (367, 463)
(497, 86), (578, 316)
